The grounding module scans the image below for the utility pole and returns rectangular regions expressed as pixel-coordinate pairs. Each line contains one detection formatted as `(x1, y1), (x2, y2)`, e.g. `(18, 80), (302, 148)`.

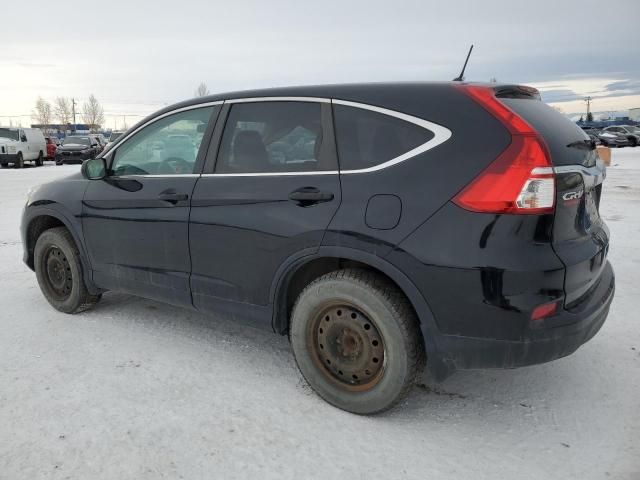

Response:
(584, 96), (592, 122)
(71, 97), (77, 133)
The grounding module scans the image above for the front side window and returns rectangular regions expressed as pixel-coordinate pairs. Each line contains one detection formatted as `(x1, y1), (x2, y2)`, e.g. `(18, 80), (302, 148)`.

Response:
(333, 105), (435, 171)
(111, 106), (214, 176)
(215, 102), (330, 173)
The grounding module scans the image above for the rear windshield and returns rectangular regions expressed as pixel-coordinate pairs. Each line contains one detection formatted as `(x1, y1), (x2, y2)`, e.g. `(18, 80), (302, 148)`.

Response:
(501, 98), (591, 167)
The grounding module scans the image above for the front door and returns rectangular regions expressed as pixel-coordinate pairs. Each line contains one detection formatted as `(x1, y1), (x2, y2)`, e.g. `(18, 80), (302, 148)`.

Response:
(189, 100), (341, 325)
(82, 105), (220, 306)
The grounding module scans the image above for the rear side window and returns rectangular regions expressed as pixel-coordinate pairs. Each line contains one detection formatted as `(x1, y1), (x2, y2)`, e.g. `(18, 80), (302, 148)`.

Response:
(333, 105), (434, 171)
(216, 102), (333, 173)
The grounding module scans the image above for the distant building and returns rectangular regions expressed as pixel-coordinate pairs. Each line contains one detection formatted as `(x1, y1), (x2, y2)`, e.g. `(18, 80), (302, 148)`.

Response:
(30, 124), (92, 138)
(630, 108), (640, 122)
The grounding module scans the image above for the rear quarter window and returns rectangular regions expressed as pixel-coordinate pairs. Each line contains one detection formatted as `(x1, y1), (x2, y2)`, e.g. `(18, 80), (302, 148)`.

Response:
(332, 105), (435, 171)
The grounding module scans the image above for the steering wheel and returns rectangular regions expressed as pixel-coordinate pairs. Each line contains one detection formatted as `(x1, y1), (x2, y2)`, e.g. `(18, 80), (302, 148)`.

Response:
(157, 157), (193, 174)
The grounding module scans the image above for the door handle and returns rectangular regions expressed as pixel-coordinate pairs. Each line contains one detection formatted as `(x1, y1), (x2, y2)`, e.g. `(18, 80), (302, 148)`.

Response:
(158, 192), (189, 204)
(288, 187), (334, 206)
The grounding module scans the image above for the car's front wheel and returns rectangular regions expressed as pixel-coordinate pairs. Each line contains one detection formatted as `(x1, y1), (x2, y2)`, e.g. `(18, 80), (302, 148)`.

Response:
(14, 152), (23, 169)
(290, 269), (424, 414)
(35, 151), (43, 166)
(34, 227), (101, 313)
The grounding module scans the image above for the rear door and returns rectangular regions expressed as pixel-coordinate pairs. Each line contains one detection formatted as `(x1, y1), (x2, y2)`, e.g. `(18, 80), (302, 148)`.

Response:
(501, 96), (610, 308)
(82, 104), (220, 307)
(189, 99), (341, 323)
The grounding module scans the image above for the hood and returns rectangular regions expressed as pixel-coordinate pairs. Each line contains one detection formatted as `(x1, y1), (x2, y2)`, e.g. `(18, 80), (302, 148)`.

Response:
(59, 144), (90, 151)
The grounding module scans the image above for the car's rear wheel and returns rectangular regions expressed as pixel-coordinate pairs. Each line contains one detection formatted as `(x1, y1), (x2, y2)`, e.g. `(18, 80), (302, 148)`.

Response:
(35, 151), (43, 166)
(14, 153), (23, 169)
(34, 227), (101, 313)
(290, 268), (424, 414)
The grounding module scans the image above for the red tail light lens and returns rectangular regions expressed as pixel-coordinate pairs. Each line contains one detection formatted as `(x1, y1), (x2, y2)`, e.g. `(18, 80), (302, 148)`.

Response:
(531, 300), (559, 321)
(453, 86), (555, 215)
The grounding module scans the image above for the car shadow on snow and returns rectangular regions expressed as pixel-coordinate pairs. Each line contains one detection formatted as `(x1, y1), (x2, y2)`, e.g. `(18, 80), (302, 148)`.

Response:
(85, 291), (601, 422)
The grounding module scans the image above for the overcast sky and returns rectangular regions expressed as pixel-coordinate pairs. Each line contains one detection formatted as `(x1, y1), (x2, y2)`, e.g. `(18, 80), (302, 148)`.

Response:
(1, 0), (639, 128)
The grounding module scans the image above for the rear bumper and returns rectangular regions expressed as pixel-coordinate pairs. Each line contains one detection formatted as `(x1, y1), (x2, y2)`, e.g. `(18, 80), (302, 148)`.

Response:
(434, 261), (614, 371)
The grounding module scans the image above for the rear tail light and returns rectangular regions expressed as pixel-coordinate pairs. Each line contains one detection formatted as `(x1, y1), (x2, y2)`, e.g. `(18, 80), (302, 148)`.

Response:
(453, 85), (555, 215)
(531, 300), (559, 321)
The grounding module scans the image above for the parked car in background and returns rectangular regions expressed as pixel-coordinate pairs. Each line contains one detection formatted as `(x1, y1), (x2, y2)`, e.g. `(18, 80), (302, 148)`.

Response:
(602, 125), (640, 146)
(44, 137), (58, 160)
(22, 82), (614, 414)
(89, 134), (106, 154)
(107, 131), (125, 144)
(55, 136), (100, 164)
(598, 130), (630, 148)
(0, 127), (46, 168)
(580, 127), (601, 145)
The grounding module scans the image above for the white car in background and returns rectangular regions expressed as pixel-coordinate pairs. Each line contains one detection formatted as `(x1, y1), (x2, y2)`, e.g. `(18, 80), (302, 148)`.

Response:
(0, 127), (47, 168)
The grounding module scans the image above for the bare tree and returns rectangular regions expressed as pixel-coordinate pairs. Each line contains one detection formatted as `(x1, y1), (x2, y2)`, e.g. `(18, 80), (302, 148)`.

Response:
(55, 97), (73, 129)
(195, 82), (210, 97)
(32, 97), (53, 134)
(82, 94), (105, 132)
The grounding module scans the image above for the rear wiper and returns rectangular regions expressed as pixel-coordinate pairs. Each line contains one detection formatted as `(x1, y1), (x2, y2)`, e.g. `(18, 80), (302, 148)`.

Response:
(567, 139), (596, 150)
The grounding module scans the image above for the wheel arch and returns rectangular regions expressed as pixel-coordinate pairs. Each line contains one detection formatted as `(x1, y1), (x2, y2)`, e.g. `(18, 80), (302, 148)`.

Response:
(270, 247), (453, 380)
(23, 208), (100, 295)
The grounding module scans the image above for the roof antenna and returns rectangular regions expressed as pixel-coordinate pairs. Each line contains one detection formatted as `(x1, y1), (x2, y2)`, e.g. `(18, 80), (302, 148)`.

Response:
(453, 44), (474, 82)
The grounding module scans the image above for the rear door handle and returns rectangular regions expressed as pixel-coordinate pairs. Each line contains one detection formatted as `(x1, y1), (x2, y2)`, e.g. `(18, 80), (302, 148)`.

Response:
(158, 192), (189, 204)
(288, 187), (334, 206)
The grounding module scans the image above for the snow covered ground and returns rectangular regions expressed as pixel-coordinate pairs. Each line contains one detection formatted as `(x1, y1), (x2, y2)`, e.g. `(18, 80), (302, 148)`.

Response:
(0, 152), (638, 480)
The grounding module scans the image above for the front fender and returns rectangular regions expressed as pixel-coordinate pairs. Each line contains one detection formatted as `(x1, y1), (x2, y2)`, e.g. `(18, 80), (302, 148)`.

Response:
(21, 176), (99, 295)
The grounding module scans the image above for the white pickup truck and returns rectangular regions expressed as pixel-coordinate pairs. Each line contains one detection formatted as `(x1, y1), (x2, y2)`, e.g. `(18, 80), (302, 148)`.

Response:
(0, 127), (47, 168)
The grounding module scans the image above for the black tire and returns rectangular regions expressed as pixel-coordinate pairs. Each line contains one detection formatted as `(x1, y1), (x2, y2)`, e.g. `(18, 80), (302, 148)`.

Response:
(35, 151), (43, 166)
(631, 138), (638, 147)
(14, 152), (23, 169)
(290, 268), (424, 414)
(34, 227), (101, 314)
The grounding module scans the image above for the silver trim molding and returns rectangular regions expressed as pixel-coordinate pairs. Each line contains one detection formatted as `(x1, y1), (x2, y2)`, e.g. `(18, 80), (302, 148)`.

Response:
(332, 99), (452, 175)
(226, 96), (330, 104)
(105, 101), (224, 154)
(105, 96), (453, 178)
(553, 159), (606, 189)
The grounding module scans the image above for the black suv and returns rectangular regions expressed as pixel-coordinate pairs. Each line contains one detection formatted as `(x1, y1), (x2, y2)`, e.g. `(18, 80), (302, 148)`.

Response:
(55, 136), (100, 164)
(22, 83), (614, 414)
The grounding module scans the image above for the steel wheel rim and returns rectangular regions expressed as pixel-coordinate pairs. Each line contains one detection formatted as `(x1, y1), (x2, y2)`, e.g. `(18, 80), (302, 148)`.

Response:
(43, 246), (72, 300)
(308, 302), (385, 392)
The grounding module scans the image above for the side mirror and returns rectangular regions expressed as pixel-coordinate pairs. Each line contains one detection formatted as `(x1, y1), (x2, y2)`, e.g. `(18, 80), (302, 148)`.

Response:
(82, 157), (106, 180)
(21, 135), (27, 142)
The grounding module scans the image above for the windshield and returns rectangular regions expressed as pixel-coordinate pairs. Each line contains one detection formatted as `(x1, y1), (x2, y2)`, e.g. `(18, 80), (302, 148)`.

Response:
(63, 136), (91, 146)
(0, 128), (19, 141)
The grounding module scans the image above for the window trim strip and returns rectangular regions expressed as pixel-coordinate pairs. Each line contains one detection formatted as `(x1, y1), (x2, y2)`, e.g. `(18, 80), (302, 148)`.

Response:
(104, 97), (453, 178)
(104, 101), (224, 155)
(331, 99), (452, 174)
